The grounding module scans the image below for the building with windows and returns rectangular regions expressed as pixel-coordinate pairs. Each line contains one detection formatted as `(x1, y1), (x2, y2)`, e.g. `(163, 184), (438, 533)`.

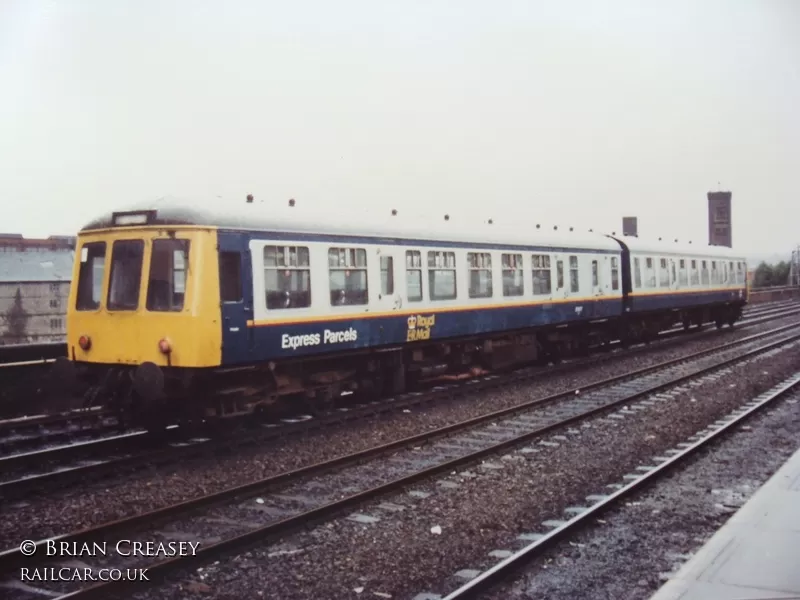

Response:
(707, 191), (732, 247)
(0, 235), (75, 345)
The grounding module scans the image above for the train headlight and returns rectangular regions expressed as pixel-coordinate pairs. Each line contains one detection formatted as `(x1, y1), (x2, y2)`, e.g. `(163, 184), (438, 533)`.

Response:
(78, 335), (92, 351)
(158, 338), (172, 354)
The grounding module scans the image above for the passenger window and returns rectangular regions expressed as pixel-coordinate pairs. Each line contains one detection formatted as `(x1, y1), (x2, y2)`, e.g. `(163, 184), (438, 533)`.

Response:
(591, 260), (599, 287)
(611, 257), (619, 291)
(467, 252), (493, 298)
(406, 250), (423, 302)
(502, 253), (523, 297)
(678, 260), (687, 286)
(532, 254), (552, 295)
(569, 255), (579, 293)
(76, 242), (106, 310)
(556, 260), (564, 290)
(701, 260), (710, 285)
(659, 258), (669, 287)
(690, 260), (699, 285)
(219, 251), (242, 302)
(147, 239), (190, 311)
(107, 240), (144, 311)
(329, 247), (368, 306)
(633, 257), (642, 289)
(264, 245), (311, 309)
(428, 251), (456, 300)
(644, 257), (655, 287)
(380, 256), (394, 296)
(671, 261), (677, 285)
(711, 261), (718, 285)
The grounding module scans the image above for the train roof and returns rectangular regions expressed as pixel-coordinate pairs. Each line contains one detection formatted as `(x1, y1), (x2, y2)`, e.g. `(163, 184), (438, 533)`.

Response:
(81, 196), (623, 252)
(611, 234), (746, 260)
(81, 196), (745, 259)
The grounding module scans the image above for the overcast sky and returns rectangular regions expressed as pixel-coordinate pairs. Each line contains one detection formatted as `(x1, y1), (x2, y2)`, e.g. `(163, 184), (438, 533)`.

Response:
(1, 0), (798, 258)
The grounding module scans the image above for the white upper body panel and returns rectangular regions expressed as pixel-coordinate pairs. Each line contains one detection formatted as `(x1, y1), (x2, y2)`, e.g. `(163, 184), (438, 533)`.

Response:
(82, 196), (623, 253)
(612, 234), (746, 261)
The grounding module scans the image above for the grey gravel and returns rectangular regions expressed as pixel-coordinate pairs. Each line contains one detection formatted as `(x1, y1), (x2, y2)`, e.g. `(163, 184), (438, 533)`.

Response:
(487, 378), (800, 600)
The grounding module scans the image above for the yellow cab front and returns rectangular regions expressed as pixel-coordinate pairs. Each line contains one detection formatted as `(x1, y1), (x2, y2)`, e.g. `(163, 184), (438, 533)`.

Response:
(66, 226), (223, 369)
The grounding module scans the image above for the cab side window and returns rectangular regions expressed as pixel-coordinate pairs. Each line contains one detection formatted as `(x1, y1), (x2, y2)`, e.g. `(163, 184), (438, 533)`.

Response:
(76, 242), (106, 310)
(147, 239), (190, 311)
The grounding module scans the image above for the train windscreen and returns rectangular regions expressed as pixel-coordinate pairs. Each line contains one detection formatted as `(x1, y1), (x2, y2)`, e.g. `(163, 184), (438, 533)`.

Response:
(107, 240), (145, 310)
(76, 242), (107, 310)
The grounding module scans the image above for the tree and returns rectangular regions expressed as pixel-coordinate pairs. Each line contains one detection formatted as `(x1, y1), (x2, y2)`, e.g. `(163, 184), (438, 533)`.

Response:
(2, 287), (29, 342)
(753, 261), (790, 288)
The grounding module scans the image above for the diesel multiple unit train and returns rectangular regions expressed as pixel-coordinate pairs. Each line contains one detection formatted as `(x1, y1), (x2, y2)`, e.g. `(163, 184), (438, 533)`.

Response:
(55, 197), (748, 427)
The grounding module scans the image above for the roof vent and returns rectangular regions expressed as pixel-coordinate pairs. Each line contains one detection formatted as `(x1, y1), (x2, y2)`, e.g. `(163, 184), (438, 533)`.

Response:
(658, 237), (662, 241)
(612, 231), (616, 235)
(536, 224), (540, 229)
(246, 194), (254, 203)
(487, 219), (493, 225)
(569, 227), (573, 232)
(444, 214), (450, 221)
(589, 229), (593, 232)
(391, 209), (398, 216)
(554, 226), (558, 231)
(674, 238), (678, 243)
(288, 198), (296, 207)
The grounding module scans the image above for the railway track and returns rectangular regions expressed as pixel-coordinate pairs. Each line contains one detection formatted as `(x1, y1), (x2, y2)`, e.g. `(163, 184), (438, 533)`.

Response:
(1, 304), (798, 502)
(0, 408), (114, 439)
(1, 319), (798, 599)
(0, 421), (122, 456)
(436, 374), (800, 599)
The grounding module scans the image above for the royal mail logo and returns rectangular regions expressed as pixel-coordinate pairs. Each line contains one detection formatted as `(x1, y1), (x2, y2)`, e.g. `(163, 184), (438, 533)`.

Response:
(406, 314), (436, 342)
